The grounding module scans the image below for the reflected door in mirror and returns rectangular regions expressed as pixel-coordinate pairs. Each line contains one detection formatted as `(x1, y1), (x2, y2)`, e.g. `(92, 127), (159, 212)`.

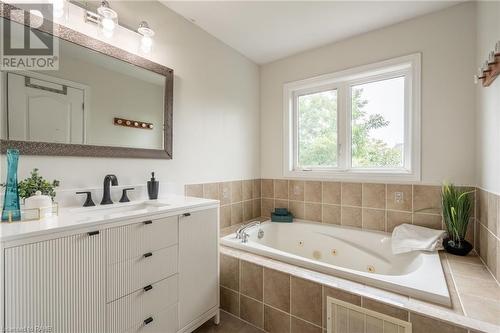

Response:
(7, 73), (85, 144)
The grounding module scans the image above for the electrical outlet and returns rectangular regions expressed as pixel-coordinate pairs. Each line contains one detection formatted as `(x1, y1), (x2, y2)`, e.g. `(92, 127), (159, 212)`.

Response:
(294, 185), (301, 195)
(222, 188), (230, 200)
(394, 192), (404, 204)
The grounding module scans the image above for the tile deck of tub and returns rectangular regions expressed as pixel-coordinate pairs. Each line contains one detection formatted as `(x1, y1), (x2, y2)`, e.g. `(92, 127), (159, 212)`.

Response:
(219, 226), (500, 333)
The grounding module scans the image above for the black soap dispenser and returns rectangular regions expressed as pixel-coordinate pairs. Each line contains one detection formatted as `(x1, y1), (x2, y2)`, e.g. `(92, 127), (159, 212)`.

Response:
(147, 172), (159, 200)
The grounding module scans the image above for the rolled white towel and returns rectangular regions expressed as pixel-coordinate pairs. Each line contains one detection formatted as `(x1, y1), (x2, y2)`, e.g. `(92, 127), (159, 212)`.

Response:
(391, 223), (446, 254)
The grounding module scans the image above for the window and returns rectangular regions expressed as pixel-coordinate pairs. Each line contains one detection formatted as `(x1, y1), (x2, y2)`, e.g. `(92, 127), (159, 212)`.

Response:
(284, 54), (421, 181)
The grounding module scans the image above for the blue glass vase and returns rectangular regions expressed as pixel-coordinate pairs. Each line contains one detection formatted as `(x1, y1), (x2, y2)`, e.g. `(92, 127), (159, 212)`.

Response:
(2, 149), (21, 222)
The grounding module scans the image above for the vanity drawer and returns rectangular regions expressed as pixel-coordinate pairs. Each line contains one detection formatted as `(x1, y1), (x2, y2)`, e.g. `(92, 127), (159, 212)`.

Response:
(107, 216), (178, 265)
(107, 275), (178, 333)
(124, 303), (178, 333)
(107, 245), (178, 302)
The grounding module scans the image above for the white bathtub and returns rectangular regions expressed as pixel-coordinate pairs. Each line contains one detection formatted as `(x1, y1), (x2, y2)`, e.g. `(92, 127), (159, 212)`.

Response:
(221, 220), (451, 306)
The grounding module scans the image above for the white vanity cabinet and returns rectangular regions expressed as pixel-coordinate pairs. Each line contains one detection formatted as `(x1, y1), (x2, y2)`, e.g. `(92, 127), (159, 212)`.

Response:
(1, 204), (219, 333)
(4, 228), (107, 332)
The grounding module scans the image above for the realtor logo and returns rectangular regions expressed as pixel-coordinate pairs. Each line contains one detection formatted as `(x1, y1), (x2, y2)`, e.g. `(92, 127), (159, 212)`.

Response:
(1, 3), (59, 70)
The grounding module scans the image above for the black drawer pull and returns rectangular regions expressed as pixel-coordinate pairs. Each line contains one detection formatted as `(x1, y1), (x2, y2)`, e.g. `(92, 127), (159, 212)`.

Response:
(183, 212), (191, 217)
(143, 220), (152, 225)
(144, 317), (153, 325)
(143, 285), (153, 292)
(88, 230), (99, 236)
(143, 252), (153, 258)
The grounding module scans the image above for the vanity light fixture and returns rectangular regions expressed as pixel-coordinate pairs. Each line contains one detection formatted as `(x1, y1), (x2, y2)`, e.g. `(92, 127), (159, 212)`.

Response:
(138, 21), (154, 54)
(52, 0), (67, 19)
(97, 0), (118, 38)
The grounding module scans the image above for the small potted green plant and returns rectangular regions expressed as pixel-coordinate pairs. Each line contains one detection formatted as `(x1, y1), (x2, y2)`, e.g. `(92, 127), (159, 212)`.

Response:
(441, 183), (474, 256)
(18, 168), (60, 201)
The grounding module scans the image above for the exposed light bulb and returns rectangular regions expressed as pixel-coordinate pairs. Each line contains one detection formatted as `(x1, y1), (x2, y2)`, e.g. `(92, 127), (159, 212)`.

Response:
(97, 1), (118, 38)
(52, 0), (65, 18)
(137, 21), (154, 54)
(141, 35), (153, 53)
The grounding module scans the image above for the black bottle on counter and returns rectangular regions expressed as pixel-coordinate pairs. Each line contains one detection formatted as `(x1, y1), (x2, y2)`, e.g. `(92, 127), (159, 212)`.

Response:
(147, 172), (159, 200)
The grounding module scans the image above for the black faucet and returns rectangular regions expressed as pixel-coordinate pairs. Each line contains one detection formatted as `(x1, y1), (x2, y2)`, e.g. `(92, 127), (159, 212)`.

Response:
(101, 174), (118, 205)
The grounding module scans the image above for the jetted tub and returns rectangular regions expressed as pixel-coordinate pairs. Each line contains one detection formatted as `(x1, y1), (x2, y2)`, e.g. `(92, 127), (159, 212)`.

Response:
(221, 220), (451, 306)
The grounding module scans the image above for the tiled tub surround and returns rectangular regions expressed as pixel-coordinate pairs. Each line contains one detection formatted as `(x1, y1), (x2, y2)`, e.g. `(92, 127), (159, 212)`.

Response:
(220, 246), (500, 333)
(259, 180), (476, 245)
(185, 179), (262, 229)
(476, 188), (500, 283)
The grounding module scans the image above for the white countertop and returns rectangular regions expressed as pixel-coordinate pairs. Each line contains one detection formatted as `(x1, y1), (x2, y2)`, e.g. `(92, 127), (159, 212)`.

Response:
(0, 195), (219, 243)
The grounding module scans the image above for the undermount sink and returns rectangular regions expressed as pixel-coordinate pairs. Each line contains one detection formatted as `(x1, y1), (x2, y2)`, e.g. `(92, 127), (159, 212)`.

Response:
(68, 200), (171, 221)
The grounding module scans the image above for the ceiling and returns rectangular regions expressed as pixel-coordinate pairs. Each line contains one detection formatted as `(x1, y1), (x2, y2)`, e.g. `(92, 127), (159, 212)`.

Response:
(162, 1), (461, 64)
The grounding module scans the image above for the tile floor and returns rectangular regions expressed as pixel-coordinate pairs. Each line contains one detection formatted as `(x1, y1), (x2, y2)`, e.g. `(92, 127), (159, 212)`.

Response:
(194, 311), (262, 333)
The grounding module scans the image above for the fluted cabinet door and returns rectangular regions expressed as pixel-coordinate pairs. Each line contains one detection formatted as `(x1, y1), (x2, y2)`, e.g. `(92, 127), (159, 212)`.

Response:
(4, 231), (106, 333)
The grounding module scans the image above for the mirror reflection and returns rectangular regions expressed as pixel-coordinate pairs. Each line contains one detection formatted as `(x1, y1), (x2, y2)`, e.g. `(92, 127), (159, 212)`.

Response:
(1, 19), (165, 150)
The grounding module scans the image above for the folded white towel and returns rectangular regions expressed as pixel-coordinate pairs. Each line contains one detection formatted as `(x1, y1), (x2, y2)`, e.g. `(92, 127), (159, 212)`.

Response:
(391, 223), (446, 254)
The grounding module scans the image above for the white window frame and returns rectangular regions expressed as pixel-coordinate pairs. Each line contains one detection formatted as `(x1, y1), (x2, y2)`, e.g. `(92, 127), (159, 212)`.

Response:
(283, 53), (421, 182)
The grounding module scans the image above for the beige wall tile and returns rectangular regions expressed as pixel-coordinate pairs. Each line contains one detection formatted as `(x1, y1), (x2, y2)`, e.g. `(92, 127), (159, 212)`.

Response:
(220, 286), (239, 316)
(387, 211), (412, 232)
(240, 295), (264, 329)
(479, 223), (488, 260)
(291, 277), (322, 326)
(203, 183), (220, 200)
(305, 181), (322, 203)
(289, 201), (305, 219)
(275, 180), (290, 199)
(386, 184), (412, 212)
(275, 199), (289, 210)
(220, 254), (239, 291)
(185, 184), (203, 198)
(262, 179), (274, 198)
(479, 189), (488, 225)
(341, 182), (362, 206)
(410, 313), (467, 333)
(341, 206), (362, 228)
(322, 204), (340, 225)
(362, 298), (408, 321)
(413, 213), (442, 230)
(242, 180), (253, 201)
(305, 203), (322, 222)
(219, 182), (232, 205)
(465, 217), (475, 245)
(264, 268), (290, 312)
(231, 181), (243, 203)
(290, 317), (321, 333)
(362, 209), (386, 231)
(253, 199), (261, 219)
(231, 203), (243, 225)
(486, 231), (497, 276)
(220, 205), (232, 229)
(497, 238), (500, 281)
(243, 200), (253, 222)
(253, 179), (262, 199)
(362, 183), (386, 209)
(487, 192), (497, 235)
(240, 260), (263, 301)
(262, 198), (275, 218)
(288, 180), (304, 201)
(264, 305), (290, 333)
(413, 185), (441, 214)
(322, 182), (341, 204)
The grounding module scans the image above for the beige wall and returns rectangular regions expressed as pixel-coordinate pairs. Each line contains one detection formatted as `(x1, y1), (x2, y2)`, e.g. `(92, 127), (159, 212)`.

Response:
(260, 2), (476, 185)
(476, 1), (500, 195)
(1, 1), (260, 193)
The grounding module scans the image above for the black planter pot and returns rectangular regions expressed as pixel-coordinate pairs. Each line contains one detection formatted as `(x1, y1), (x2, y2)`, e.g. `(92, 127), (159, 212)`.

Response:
(443, 238), (473, 256)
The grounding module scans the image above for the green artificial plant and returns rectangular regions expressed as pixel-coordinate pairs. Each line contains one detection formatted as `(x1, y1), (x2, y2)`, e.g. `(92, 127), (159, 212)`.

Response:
(441, 183), (473, 247)
(18, 168), (60, 200)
